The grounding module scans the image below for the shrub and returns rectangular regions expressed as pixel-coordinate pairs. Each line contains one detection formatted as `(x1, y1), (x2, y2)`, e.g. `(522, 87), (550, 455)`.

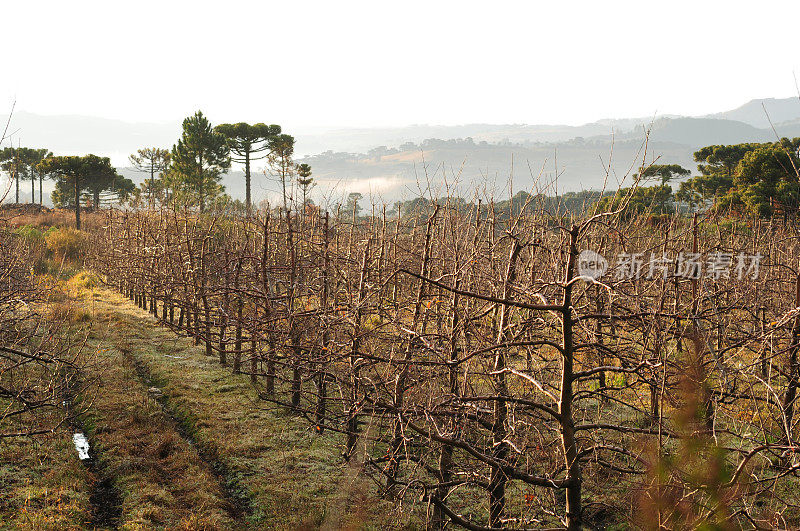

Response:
(11, 225), (49, 269)
(45, 228), (87, 260)
(69, 271), (101, 290)
(12, 224), (46, 244)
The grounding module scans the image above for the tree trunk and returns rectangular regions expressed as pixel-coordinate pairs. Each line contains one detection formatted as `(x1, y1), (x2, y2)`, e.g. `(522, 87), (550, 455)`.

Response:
(434, 277), (460, 528)
(219, 320), (227, 366)
(287, 211), (302, 411)
(234, 301), (243, 373)
(245, 150), (251, 216)
(345, 239), (371, 460)
(316, 211), (330, 432)
(562, 226), (582, 531)
(219, 250), (231, 366)
(783, 266), (800, 445)
(259, 213), (276, 396)
(281, 161), (288, 213)
(250, 340), (257, 384)
(489, 241), (521, 528)
(198, 154), (205, 212)
(149, 163), (155, 208)
(74, 177), (81, 230)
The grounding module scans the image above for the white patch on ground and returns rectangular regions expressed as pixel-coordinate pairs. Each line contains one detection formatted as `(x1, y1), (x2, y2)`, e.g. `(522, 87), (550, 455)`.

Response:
(73, 432), (90, 460)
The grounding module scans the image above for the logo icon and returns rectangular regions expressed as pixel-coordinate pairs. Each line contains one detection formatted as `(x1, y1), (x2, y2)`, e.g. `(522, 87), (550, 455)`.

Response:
(578, 250), (608, 279)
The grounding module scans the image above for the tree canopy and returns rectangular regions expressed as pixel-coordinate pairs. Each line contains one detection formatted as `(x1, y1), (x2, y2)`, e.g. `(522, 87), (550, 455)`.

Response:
(594, 185), (675, 217)
(719, 145), (800, 217)
(171, 111), (230, 212)
(0, 147), (51, 203)
(129, 147), (171, 207)
(296, 163), (314, 212)
(38, 154), (121, 229)
(679, 138), (800, 217)
(267, 134), (296, 212)
(215, 123), (281, 214)
(52, 173), (135, 209)
(694, 143), (765, 177)
(636, 164), (690, 186)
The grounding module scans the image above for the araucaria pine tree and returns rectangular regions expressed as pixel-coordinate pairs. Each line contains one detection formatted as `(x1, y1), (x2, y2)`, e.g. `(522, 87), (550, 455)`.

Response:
(37, 154), (121, 229)
(267, 134), (296, 213)
(171, 111), (230, 212)
(129, 147), (171, 208)
(215, 122), (281, 215)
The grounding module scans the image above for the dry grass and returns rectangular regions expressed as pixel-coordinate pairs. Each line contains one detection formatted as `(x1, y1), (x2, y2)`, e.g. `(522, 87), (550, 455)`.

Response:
(46, 302), (92, 323)
(1, 208), (106, 231)
(0, 429), (93, 530)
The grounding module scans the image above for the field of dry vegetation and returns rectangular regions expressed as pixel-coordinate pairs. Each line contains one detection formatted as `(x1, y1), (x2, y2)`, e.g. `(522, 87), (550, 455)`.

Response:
(3, 199), (800, 530)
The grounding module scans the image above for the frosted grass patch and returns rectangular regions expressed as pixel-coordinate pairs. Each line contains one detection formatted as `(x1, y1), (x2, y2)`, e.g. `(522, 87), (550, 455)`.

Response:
(73, 432), (90, 460)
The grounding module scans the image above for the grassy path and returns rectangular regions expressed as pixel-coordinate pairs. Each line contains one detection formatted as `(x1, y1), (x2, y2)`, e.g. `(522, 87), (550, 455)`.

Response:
(76, 287), (416, 530)
(77, 294), (242, 529)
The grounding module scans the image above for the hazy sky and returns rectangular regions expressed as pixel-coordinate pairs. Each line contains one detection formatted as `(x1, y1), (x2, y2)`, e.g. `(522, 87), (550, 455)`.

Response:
(3, 0), (800, 127)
